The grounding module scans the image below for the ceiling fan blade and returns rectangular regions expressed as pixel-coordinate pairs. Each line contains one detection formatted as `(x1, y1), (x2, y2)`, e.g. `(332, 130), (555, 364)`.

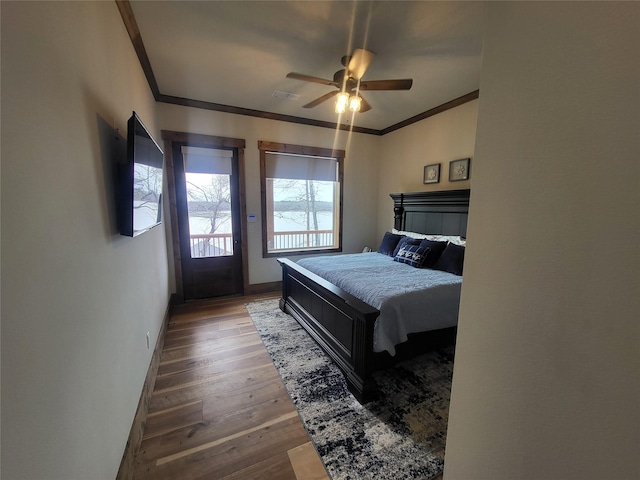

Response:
(359, 78), (413, 90)
(303, 90), (339, 108)
(358, 95), (372, 113)
(347, 48), (375, 80)
(287, 72), (337, 86)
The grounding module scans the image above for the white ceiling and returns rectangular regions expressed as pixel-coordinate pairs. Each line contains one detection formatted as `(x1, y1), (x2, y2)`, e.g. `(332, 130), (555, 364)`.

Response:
(129, 1), (487, 132)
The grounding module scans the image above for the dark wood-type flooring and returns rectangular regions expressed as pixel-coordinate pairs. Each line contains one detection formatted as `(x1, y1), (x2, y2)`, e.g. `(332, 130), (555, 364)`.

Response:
(132, 293), (328, 479)
(132, 293), (445, 480)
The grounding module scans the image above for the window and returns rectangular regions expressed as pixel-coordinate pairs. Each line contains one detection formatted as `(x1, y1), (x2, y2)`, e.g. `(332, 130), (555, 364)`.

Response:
(259, 141), (345, 257)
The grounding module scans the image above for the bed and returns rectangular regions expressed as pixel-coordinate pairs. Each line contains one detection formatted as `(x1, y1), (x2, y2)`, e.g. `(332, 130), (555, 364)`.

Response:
(277, 189), (470, 402)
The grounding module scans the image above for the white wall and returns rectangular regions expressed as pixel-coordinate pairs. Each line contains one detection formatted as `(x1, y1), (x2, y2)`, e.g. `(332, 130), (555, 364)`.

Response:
(376, 100), (478, 239)
(1, 2), (170, 479)
(158, 103), (382, 284)
(444, 3), (639, 479)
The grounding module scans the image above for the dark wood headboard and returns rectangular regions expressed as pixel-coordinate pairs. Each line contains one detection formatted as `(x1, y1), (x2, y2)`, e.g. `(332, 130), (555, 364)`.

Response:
(390, 189), (470, 237)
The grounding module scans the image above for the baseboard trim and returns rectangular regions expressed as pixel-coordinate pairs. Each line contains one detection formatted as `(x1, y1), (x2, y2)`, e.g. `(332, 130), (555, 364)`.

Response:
(116, 293), (176, 480)
(246, 281), (282, 295)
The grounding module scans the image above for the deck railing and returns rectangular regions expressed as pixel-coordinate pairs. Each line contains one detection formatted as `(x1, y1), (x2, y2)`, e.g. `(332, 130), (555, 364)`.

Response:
(190, 233), (233, 258)
(190, 230), (334, 257)
(270, 229), (334, 251)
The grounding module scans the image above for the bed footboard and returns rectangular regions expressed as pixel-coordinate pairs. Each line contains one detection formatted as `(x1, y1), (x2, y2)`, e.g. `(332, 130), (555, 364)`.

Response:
(277, 258), (380, 402)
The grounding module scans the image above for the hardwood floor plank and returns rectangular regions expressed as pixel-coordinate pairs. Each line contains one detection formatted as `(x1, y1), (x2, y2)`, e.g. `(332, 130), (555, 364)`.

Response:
(153, 362), (270, 395)
(136, 417), (308, 480)
(201, 376), (289, 420)
(159, 331), (259, 363)
(156, 411), (299, 465)
(161, 326), (245, 350)
(288, 442), (330, 480)
(219, 452), (297, 480)
(166, 311), (250, 332)
(164, 319), (254, 344)
(170, 302), (247, 318)
(143, 400), (203, 441)
(153, 349), (271, 392)
(149, 363), (279, 412)
(131, 293), (327, 480)
(141, 390), (297, 462)
(157, 342), (264, 376)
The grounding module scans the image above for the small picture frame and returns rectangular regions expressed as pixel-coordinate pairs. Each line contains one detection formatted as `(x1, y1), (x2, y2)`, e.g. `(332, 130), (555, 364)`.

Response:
(423, 163), (440, 184)
(449, 158), (471, 182)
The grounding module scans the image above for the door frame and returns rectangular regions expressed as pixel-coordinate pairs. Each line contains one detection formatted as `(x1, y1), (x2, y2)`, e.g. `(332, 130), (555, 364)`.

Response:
(162, 130), (248, 303)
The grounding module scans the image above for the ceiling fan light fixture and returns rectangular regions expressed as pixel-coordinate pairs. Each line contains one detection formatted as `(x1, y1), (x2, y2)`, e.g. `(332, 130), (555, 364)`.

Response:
(335, 92), (349, 113)
(349, 95), (362, 112)
(290, 48), (413, 115)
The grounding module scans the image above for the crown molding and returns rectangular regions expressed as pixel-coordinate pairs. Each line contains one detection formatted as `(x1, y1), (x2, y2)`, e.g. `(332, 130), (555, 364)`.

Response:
(117, 0), (478, 137)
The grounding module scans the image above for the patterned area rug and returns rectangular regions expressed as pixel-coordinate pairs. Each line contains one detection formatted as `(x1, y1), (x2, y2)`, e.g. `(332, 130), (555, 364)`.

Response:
(245, 299), (454, 480)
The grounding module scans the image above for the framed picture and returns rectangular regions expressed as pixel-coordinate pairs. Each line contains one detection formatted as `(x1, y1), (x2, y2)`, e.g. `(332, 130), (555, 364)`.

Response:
(423, 163), (440, 184)
(449, 158), (471, 182)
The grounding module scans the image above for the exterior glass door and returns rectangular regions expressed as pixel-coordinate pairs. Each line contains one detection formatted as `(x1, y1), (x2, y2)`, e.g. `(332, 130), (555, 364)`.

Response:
(173, 144), (243, 300)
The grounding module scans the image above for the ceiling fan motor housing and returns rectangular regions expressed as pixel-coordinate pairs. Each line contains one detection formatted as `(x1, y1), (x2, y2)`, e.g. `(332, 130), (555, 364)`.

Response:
(333, 70), (358, 91)
(333, 69), (345, 83)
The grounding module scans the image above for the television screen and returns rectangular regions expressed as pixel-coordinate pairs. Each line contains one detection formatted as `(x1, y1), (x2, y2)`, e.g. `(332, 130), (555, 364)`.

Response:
(118, 112), (164, 237)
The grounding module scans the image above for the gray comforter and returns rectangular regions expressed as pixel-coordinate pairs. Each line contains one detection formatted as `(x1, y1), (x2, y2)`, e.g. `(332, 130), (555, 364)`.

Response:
(297, 252), (462, 355)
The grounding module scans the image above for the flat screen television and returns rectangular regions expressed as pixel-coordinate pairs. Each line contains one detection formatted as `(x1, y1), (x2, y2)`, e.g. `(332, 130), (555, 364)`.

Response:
(118, 111), (164, 237)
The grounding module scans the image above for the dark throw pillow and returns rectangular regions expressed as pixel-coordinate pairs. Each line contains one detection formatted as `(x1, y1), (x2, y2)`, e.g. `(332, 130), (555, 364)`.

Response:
(432, 243), (465, 276)
(418, 239), (448, 268)
(392, 236), (421, 257)
(393, 244), (431, 268)
(377, 232), (403, 256)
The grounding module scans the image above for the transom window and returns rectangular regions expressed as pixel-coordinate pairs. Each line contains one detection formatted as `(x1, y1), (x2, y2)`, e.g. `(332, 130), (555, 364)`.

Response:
(259, 141), (344, 257)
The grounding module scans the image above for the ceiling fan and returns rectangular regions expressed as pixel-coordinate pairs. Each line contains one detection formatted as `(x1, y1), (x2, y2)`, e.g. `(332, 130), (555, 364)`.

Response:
(287, 49), (413, 113)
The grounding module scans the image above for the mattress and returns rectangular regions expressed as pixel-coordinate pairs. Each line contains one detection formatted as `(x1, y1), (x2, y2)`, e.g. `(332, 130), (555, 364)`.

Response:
(297, 252), (462, 355)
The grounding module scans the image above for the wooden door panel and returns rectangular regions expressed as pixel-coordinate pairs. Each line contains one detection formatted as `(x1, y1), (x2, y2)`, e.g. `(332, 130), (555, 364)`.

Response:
(172, 142), (244, 300)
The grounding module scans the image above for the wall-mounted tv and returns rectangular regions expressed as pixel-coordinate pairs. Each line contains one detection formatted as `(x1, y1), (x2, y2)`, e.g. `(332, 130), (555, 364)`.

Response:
(118, 111), (164, 237)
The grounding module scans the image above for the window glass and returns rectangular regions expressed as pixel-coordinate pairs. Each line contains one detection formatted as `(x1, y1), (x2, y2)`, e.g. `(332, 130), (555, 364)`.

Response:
(259, 142), (344, 257)
(182, 147), (234, 258)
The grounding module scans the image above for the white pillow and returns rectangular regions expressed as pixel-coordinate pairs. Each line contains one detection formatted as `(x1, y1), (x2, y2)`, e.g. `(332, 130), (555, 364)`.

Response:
(392, 228), (427, 239)
(392, 228), (466, 246)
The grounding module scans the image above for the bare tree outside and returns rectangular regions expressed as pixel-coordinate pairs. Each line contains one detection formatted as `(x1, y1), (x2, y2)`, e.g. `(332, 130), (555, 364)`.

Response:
(272, 178), (333, 248)
(185, 173), (232, 256)
(133, 164), (163, 225)
(134, 164), (162, 206)
(260, 145), (343, 254)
